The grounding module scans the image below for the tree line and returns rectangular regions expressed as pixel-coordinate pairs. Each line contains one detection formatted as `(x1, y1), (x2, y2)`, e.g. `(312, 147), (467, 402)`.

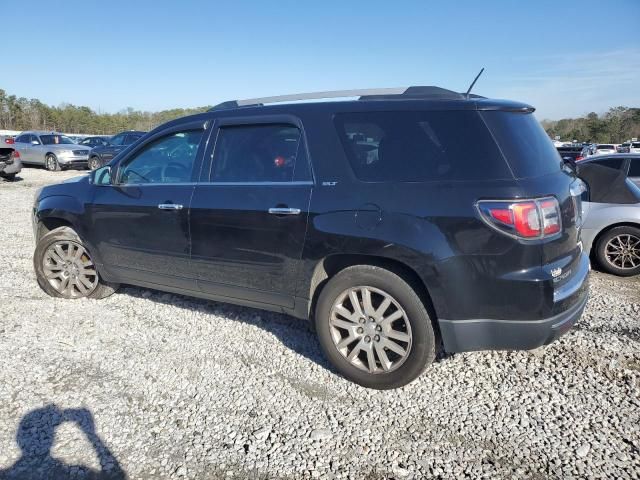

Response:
(0, 89), (211, 135)
(541, 107), (640, 144)
(1, 88), (638, 142)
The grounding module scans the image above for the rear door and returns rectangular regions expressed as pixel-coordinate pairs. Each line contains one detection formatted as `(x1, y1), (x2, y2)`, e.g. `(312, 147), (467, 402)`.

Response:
(13, 134), (32, 163)
(87, 121), (208, 290)
(190, 116), (313, 308)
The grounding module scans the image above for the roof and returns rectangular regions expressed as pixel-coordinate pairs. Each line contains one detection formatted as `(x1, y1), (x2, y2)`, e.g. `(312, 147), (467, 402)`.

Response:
(580, 153), (640, 163)
(208, 85), (534, 113)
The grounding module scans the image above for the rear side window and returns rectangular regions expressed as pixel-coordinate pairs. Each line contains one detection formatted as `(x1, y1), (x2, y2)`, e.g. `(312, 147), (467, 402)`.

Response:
(334, 111), (511, 182)
(481, 111), (561, 178)
(627, 159), (640, 177)
(593, 158), (625, 171)
(211, 124), (309, 183)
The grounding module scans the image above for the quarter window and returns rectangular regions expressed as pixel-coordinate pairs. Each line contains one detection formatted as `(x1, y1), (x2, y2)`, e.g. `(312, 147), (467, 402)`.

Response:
(211, 124), (308, 183)
(629, 159), (640, 177)
(593, 158), (624, 171)
(335, 111), (511, 182)
(109, 134), (126, 146)
(118, 130), (203, 184)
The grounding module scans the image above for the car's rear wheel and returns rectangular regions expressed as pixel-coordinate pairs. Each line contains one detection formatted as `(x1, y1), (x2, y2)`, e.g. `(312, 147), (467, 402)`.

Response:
(0, 173), (16, 181)
(315, 265), (435, 389)
(34, 226), (119, 299)
(88, 156), (100, 170)
(595, 226), (640, 277)
(45, 154), (60, 172)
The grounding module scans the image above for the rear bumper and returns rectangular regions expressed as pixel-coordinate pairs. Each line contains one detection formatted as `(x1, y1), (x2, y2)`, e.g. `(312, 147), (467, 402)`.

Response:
(439, 253), (590, 352)
(0, 158), (21, 175)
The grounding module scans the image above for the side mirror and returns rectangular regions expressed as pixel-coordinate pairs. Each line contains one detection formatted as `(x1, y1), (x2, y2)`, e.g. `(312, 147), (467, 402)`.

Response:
(92, 165), (112, 186)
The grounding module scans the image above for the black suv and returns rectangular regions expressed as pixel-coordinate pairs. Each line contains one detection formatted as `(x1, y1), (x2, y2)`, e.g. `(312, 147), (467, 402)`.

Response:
(32, 86), (589, 389)
(88, 130), (146, 170)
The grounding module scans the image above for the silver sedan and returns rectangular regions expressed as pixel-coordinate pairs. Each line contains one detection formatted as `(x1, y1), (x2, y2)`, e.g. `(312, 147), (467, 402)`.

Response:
(13, 131), (91, 171)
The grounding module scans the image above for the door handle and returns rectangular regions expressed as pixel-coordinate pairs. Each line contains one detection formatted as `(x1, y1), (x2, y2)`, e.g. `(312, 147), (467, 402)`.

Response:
(268, 207), (301, 215)
(158, 203), (184, 210)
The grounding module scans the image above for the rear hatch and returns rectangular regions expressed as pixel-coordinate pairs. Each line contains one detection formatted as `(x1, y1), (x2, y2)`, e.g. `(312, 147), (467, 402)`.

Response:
(480, 110), (584, 307)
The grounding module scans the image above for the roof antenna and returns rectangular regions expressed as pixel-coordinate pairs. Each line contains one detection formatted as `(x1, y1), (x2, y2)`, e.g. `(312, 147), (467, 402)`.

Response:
(465, 67), (485, 98)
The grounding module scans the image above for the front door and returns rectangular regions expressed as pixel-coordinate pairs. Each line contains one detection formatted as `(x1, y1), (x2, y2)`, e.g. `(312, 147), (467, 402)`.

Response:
(190, 120), (313, 308)
(86, 126), (207, 290)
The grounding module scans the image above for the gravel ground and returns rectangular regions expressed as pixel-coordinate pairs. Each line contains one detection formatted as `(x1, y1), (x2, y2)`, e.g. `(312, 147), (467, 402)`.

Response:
(0, 167), (639, 480)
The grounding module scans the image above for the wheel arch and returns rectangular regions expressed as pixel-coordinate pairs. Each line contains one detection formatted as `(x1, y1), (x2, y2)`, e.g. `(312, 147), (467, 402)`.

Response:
(36, 216), (74, 241)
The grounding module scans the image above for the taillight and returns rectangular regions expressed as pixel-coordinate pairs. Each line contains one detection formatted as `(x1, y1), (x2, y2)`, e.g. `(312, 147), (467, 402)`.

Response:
(477, 197), (562, 239)
(576, 156), (584, 162)
(4, 138), (14, 144)
(12, 150), (20, 158)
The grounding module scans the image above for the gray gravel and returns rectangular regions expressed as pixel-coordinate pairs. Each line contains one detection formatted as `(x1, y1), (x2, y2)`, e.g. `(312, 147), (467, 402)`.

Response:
(1, 167), (639, 479)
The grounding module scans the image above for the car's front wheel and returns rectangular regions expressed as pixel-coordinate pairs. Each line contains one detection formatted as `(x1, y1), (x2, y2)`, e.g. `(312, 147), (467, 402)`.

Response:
(595, 226), (640, 277)
(88, 156), (100, 170)
(315, 265), (435, 389)
(34, 226), (119, 299)
(45, 154), (60, 171)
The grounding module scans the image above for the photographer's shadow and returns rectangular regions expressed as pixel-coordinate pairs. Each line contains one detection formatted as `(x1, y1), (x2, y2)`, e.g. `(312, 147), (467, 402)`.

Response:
(0, 405), (125, 480)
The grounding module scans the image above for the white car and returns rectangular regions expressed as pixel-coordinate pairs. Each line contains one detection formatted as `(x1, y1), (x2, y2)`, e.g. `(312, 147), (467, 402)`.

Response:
(594, 144), (617, 156)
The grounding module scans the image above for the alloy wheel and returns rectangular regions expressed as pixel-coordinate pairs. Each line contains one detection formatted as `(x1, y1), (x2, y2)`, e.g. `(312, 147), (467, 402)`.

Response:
(605, 234), (640, 270)
(46, 155), (57, 171)
(329, 286), (412, 374)
(42, 240), (98, 298)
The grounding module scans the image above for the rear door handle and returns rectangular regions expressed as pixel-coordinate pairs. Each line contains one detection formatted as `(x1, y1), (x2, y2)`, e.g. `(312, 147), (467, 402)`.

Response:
(158, 203), (183, 210)
(268, 207), (301, 215)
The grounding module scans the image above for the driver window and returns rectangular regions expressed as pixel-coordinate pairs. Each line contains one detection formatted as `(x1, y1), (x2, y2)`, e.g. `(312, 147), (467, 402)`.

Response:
(118, 130), (203, 185)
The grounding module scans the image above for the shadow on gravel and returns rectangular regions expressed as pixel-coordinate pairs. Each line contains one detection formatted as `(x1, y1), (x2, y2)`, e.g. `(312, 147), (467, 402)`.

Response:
(120, 286), (454, 378)
(0, 405), (126, 480)
(121, 286), (337, 372)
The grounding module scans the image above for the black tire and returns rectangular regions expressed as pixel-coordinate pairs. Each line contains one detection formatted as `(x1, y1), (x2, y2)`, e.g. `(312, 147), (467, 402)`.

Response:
(34, 226), (119, 299)
(45, 154), (60, 171)
(595, 226), (640, 277)
(315, 265), (435, 389)
(88, 156), (100, 170)
(0, 173), (16, 181)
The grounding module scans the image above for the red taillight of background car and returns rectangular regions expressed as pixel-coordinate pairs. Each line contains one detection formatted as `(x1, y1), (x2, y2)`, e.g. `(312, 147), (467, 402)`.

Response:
(12, 150), (20, 158)
(575, 156), (584, 162)
(477, 197), (562, 239)
(4, 138), (14, 144)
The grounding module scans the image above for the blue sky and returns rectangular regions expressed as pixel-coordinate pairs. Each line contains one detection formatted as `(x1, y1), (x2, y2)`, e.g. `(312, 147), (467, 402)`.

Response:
(5, 0), (639, 120)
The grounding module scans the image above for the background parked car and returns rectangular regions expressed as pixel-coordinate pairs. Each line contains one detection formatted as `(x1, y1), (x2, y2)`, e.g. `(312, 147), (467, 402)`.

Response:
(557, 144), (583, 166)
(79, 136), (110, 148)
(88, 130), (146, 170)
(594, 144), (617, 155)
(13, 132), (91, 171)
(0, 142), (21, 181)
(577, 154), (640, 276)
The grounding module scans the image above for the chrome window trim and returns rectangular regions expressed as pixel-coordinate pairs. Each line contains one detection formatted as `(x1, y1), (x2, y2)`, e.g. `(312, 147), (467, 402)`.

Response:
(110, 180), (314, 187)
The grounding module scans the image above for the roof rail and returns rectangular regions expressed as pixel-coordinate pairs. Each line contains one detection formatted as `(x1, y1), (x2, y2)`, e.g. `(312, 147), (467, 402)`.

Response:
(209, 86), (472, 111)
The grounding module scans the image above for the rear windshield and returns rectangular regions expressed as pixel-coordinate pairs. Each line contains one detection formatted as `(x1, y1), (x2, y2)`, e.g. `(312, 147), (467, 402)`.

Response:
(334, 110), (511, 182)
(597, 145), (615, 150)
(480, 111), (561, 178)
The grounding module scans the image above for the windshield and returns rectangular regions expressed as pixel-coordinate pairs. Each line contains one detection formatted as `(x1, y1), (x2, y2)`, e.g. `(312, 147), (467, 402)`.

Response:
(597, 145), (615, 150)
(40, 135), (75, 145)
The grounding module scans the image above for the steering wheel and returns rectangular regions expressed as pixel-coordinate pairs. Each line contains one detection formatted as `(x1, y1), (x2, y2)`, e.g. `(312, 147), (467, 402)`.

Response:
(161, 162), (189, 182)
